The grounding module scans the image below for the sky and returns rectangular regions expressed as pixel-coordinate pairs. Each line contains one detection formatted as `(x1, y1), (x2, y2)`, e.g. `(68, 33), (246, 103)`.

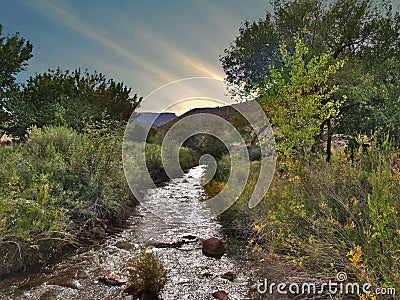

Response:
(0, 0), (272, 115)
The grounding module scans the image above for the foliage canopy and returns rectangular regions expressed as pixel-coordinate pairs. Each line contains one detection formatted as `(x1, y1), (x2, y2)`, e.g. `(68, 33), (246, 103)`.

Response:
(6, 68), (142, 137)
(221, 0), (400, 144)
(0, 24), (33, 134)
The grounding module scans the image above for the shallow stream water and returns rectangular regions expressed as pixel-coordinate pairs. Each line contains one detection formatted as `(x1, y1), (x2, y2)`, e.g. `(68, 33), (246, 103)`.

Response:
(0, 165), (262, 299)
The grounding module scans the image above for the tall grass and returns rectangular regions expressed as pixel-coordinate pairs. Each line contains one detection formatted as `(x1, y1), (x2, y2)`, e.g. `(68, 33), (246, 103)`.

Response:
(207, 141), (399, 292)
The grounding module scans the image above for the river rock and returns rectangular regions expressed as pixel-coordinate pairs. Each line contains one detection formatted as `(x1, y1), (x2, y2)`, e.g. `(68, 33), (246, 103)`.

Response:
(107, 226), (124, 234)
(220, 271), (235, 281)
(212, 290), (229, 300)
(115, 241), (135, 250)
(49, 278), (80, 289)
(202, 238), (225, 259)
(98, 273), (126, 286)
(89, 226), (106, 239)
(182, 234), (196, 240)
(76, 270), (89, 279)
(151, 240), (185, 248)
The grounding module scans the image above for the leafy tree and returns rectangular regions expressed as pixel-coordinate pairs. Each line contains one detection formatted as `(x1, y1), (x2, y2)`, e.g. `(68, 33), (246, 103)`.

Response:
(221, 0), (400, 151)
(222, 0), (399, 90)
(258, 36), (345, 157)
(336, 56), (400, 143)
(0, 24), (33, 135)
(183, 134), (228, 160)
(6, 68), (142, 137)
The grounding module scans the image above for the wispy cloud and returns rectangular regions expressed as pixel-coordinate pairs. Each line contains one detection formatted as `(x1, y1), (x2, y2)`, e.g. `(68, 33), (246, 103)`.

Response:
(135, 28), (225, 79)
(18, 0), (176, 85)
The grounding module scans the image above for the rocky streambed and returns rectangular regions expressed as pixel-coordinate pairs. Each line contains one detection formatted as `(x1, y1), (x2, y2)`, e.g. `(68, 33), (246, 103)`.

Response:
(0, 165), (263, 299)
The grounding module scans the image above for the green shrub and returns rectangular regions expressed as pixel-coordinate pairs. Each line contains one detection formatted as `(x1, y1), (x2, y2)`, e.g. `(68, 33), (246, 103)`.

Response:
(184, 134), (228, 159)
(126, 248), (168, 296)
(210, 141), (400, 291)
(213, 154), (231, 182)
(124, 140), (200, 184)
(0, 121), (131, 242)
(179, 146), (200, 170)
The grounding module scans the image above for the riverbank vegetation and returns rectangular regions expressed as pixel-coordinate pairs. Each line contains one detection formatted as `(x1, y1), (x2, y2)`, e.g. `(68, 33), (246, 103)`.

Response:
(0, 22), (146, 275)
(212, 141), (399, 293)
(204, 0), (400, 296)
(0, 121), (131, 275)
(0, 24), (199, 277)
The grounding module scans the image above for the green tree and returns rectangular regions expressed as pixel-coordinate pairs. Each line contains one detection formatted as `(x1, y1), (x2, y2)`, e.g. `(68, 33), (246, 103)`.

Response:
(0, 24), (33, 135)
(258, 36), (345, 157)
(7, 68), (142, 137)
(221, 0), (400, 149)
(222, 0), (399, 90)
(336, 56), (400, 143)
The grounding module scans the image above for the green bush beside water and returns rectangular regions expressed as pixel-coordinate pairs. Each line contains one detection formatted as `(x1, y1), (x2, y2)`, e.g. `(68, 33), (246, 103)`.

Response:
(207, 141), (400, 291)
(126, 248), (168, 297)
(123, 133), (201, 185)
(0, 123), (200, 275)
(0, 123), (130, 241)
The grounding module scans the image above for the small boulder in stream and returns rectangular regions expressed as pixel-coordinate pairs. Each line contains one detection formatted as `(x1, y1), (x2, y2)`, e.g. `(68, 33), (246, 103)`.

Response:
(212, 290), (229, 300)
(220, 271), (235, 281)
(98, 273), (126, 286)
(151, 240), (185, 248)
(181, 234), (196, 240)
(89, 225), (106, 239)
(48, 278), (80, 289)
(115, 241), (135, 250)
(202, 238), (225, 259)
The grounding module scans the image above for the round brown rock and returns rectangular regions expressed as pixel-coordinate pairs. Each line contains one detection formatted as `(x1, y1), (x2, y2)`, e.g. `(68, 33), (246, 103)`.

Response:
(202, 238), (225, 259)
(89, 226), (106, 239)
(212, 290), (229, 300)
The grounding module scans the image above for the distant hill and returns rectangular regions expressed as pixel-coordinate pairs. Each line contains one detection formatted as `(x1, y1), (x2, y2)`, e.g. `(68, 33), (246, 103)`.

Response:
(158, 102), (251, 131)
(133, 112), (177, 128)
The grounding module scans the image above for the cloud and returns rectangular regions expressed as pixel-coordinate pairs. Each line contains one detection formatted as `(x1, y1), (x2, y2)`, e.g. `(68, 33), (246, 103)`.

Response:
(18, 0), (176, 85)
(135, 28), (225, 79)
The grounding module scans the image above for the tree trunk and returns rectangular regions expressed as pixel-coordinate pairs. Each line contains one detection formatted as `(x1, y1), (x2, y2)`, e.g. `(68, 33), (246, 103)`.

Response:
(326, 119), (332, 162)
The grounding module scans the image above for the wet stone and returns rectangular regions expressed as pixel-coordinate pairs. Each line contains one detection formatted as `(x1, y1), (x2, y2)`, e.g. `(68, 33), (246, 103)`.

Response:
(220, 271), (235, 281)
(212, 290), (229, 300)
(89, 226), (106, 239)
(181, 234), (196, 240)
(98, 273), (126, 286)
(115, 241), (135, 250)
(76, 270), (89, 279)
(48, 278), (80, 289)
(202, 237), (225, 259)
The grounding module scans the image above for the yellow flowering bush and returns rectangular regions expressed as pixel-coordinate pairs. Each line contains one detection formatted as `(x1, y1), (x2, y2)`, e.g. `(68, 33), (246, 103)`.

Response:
(207, 140), (399, 292)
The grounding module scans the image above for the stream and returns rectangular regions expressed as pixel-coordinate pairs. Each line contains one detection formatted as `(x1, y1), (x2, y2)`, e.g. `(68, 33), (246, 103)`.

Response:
(0, 165), (261, 299)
